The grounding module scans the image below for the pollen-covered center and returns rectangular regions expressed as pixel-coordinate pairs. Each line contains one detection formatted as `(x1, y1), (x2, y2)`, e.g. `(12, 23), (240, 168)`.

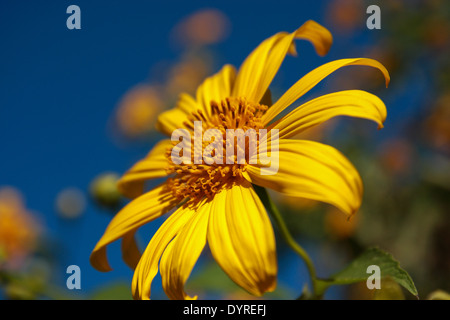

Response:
(166, 97), (268, 205)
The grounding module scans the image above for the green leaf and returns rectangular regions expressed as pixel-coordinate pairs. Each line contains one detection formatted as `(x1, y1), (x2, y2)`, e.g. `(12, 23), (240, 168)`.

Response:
(322, 247), (418, 297)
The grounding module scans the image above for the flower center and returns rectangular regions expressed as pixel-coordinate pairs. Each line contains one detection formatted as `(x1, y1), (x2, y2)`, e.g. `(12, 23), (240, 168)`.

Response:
(166, 97), (268, 205)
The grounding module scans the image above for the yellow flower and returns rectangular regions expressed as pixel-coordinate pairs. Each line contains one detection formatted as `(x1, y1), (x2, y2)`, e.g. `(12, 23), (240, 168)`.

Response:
(325, 207), (359, 239)
(0, 187), (39, 266)
(171, 9), (230, 47)
(90, 20), (389, 300)
(115, 85), (163, 138)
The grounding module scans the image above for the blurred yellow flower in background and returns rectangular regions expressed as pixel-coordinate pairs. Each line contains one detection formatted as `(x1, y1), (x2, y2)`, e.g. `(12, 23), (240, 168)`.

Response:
(379, 138), (415, 176)
(111, 9), (228, 143)
(326, 0), (364, 34)
(325, 207), (359, 240)
(165, 53), (213, 98)
(171, 9), (231, 47)
(114, 85), (163, 139)
(91, 20), (389, 300)
(0, 188), (39, 268)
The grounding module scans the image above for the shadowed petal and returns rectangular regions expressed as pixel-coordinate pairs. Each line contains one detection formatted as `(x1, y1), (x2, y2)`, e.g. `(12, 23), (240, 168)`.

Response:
(160, 200), (212, 300)
(131, 205), (195, 300)
(90, 184), (179, 272)
(117, 139), (172, 199)
(156, 93), (199, 136)
(121, 231), (141, 270)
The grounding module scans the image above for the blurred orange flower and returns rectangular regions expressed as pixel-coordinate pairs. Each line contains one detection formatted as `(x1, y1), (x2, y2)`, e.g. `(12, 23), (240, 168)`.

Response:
(0, 187), (40, 267)
(326, 0), (364, 34)
(171, 9), (230, 47)
(115, 85), (163, 138)
(424, 93), (450, 154)
(379, 138), (414, 176)
(424, 17), (450, 50)
(325, 207), (359, 239)
(165, 53), (213, 98)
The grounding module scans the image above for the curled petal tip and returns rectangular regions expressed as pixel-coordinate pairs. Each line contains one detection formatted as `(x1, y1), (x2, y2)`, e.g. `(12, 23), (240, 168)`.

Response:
(90, 251), (113, 273)
(298, 20), (333, 57)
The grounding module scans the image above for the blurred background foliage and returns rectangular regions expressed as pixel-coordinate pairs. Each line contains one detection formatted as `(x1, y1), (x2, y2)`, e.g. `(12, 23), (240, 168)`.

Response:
(0, 0), (449, 300)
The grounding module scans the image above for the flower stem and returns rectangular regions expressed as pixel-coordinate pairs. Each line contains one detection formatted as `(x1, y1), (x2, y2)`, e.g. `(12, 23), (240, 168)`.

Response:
(253, 185), (321, 299)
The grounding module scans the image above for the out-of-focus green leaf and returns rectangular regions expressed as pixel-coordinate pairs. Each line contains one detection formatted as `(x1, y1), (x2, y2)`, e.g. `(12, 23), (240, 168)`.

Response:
(319, 247), (418, 298)
(188, 262), (240, 293)
(427, 290), (450, 300)
(188, 261), (293, 299)
(90, 282), (132, 300)
(5, 284), (36, 300)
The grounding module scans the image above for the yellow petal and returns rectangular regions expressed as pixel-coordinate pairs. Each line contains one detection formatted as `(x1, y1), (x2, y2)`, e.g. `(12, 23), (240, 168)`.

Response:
(156, 93), (199, 136)
(156, 64), (236, 135)
(160, 200), (212, 300)
(196, 64), (236, 117)
(131, 205), (195, 300)
(208, 181), (277, 296)
(247, 139), (363, 216)
(293, 20), (334, 56)
(233, 20), (332, 104)
(121, 231), (141, 270)
(263, 58), (390, 125)
(90, 184), (178, 272)
(269, 90), (387, 139)
(232, 32), (285, 102)
(117, 139), (172, 199)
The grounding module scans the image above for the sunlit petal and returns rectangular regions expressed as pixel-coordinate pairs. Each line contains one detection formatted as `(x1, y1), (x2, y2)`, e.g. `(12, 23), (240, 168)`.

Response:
(269, 90), (387, 139)
(263, 58), (390, 124)
(196, 64), (236, 117)
(247, 139), (363, 216)
(233, 20), (332, 103)
(208, 181), (277, 296)
(157, 64), (236, 135)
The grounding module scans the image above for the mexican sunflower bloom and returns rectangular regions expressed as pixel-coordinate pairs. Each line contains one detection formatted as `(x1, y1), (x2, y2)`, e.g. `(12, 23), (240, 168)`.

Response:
(90, 20), (389, 300)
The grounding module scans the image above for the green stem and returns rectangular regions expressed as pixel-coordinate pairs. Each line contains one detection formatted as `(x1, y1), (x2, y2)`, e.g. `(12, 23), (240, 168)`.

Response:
(254, 185), (321, 299)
